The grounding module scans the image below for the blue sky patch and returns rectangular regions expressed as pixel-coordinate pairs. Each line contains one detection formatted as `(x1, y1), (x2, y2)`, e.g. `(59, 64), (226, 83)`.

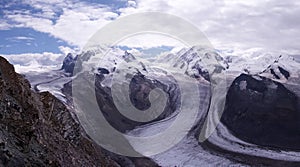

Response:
(0, 28), (73, 54)
(0, 0), (127, 55)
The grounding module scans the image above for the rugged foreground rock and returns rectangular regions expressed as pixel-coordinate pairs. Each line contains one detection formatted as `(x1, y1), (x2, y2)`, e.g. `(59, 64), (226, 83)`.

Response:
(221, 73), (300, 150)
(0, 56), (119, 166)
(0, 57), (158, 166)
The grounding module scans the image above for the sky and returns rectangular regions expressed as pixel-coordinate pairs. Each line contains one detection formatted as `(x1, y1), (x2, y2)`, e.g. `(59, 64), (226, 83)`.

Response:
(1, 0), (300, 59)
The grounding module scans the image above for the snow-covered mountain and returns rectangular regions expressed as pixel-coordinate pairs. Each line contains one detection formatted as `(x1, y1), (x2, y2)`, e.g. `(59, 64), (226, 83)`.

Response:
(18, 45), (300, 166)
(224, 50), (300, 83)
(156, 46), (229, 81)
(59, 46), (300, 85)
(258, 55), (299, 82)
(153, 46), (300, 85)
(61, 53), (77, 74)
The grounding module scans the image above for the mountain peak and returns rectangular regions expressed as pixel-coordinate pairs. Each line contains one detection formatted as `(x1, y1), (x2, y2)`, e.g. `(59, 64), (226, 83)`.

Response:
(61, 53), (77, 74)
(123, 50), (136, 62)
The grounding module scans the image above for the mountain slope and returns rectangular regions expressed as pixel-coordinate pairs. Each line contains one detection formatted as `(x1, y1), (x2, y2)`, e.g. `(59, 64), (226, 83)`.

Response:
(0, 56), (119, 166)
(156, 46), (228, 81)
(221, 73), (300, 150)
(225, 51), (300, 83)
(16, 46), (300, 166)
(61, 53), (77, 74)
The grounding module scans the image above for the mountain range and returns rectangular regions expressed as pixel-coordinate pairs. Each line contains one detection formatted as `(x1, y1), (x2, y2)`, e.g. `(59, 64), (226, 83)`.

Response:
(1, 46), (300, 166)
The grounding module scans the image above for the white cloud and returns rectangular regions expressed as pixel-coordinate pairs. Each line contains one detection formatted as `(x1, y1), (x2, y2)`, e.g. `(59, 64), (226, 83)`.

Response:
(0, 52), (65, 73)
(14, 36), (35, 40)
(6, 13), (54, 31)
(2, 0), (300, 54)
(127, 1), (137, 7)
(6, 36), (35, 42)
(0, 20), (12, 30)
(118, 0), (300, 53)
(118, 33), (185, 49)
(4, 0), (118, 47)
(59, 45), (79, 55)
(48, 8), (116, 47)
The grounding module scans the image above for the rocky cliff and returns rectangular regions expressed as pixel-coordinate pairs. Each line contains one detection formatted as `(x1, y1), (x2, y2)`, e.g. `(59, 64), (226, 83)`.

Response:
(0, 56), (124, 166)
(221, 73), (300, 150)
(61, 53), (77, 74)
(0, 56), (121, 166)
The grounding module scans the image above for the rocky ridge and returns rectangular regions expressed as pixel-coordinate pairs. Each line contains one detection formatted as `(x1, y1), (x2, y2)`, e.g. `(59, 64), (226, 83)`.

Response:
(0, 56), (158, 167)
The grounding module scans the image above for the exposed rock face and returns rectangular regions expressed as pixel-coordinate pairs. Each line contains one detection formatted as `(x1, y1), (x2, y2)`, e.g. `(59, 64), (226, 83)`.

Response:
(260, 63), (291, 81)
(63, 71), (180, 133)
(98, 67), (110, 74)
(221, 73), (300, 150)
(123, 51), (136, 62)
(0, 57), (119, 166)
(61, 53), (77, 74)
(278, 66), (290, 79)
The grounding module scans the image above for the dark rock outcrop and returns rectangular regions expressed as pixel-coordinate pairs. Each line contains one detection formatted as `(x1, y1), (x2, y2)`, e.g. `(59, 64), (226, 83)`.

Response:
(61, 53), (77, 74)
(98, 67), (110, 74)
(123, 51), (136, 62)
(106, 72), (179, 132)
(278, 66), (290, 79)
(221, 73), (300, 150)
(63, 71), (180, 133)
(261, 65), (291, 80)
(0, 56), (119, 166)
(259, 55), (291, 81)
